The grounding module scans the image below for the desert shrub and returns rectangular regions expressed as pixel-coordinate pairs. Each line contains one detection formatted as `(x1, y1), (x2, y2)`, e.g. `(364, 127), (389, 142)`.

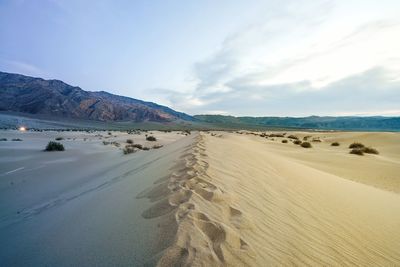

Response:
(349, 142), (364, 149)
(303, 135), (311, 141)
(103, 141), (110, 145)
(0, 138), (7, 141)
(55, 137), (64, 141)
(301, 142), (312, 148)
(184, 130), (191, 135)
(270, 133), (285, 138)
(362, 147), (379, 154)
(146, 136), (157, 141)
(45, 141), (65, 151)
(282, 139), (288, 143)
(331, 142), (340, 146)
(288, 135), (299, 140)
(293, 140), (302, 145)
(132, 144), (143, 149)
(142, 146), (150, 151)
(12, 138), (23, 141)
(123, 145), (136, 154)
(350, 148), (364, 156)
(152, 144), (163, 149)
(126, 139), (133, 144)
(312, 138), (321, 142)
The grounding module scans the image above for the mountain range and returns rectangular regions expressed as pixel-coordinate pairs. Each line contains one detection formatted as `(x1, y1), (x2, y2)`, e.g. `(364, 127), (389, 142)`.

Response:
(0, 71), (192, 122)
(1, 71), (399, 131)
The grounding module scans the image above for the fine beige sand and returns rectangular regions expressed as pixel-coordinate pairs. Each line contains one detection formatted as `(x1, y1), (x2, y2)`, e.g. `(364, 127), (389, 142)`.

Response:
(149, 131), (400, 266)
(0, 130), (193, 266)
(1, 129), (400, 266)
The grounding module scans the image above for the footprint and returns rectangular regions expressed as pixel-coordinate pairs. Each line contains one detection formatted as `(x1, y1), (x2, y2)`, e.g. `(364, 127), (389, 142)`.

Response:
(169, 189), (192, 206)
(229, 206), (243, 229)
(194, 185), (214, 201)
(194, 213), (226, 262)
(240, 238), (249, 250)
(176, 203), (195, 221)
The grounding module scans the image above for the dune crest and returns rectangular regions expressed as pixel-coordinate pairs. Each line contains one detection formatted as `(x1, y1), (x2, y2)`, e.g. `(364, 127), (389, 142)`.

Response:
(137, 133), (253, 266)
(137, 132), (400, 266)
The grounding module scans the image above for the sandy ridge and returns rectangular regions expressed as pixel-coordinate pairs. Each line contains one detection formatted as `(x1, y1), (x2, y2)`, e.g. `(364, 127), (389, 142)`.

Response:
(137, 131), (400, 266)
(137, 133), (252, 266)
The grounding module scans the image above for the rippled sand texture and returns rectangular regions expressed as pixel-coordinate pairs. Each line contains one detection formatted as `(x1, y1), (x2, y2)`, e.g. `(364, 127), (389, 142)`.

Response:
(143, 132), (400, 266)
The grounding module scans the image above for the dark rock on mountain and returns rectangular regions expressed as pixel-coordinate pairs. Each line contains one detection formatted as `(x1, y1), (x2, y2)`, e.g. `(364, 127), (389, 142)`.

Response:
(0, 71), (193, 122)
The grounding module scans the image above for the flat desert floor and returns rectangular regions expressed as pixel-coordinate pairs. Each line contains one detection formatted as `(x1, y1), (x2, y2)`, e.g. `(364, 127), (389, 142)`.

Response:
(1, 130), (400, 266)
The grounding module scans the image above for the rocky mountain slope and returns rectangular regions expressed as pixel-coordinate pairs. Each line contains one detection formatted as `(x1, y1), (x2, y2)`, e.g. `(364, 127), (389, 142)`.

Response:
(0, 71), (193, 122)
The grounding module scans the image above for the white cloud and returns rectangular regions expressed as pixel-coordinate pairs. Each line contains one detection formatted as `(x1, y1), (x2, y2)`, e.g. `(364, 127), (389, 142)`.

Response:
(159, 0), (400, 116)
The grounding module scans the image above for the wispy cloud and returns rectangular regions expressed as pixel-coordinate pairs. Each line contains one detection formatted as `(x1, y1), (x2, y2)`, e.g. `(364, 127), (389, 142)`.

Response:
(155, 0), (400, 116)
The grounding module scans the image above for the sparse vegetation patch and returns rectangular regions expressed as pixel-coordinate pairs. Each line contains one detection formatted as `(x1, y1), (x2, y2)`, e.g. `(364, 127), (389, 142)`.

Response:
(132, 144), (143, 149)
(146, 136), (157, 141)
(123, 145), (136, 155)
(282, 139), (288, 143)
(293, 140), (302, 145)
(301, 142), (312, 148)
(349, 142), (365, 149)
(45, 141), (65, 151)
(331, 142), (340, 146)
(362, 147), (379, 154)
(350, 148), (364, 156)
(11, 138), (23, 141)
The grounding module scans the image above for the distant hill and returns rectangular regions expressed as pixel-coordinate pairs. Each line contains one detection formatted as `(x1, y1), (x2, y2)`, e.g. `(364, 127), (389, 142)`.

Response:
(1, 71), (399, 131)
(0, 71), (193, 122)
(194, 115), (400, 131)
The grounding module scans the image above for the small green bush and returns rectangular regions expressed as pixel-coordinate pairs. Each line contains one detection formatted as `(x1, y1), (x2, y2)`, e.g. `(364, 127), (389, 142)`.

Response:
(0, 138), (7, 141)
(146, 136), (157, 141)
(142, 146), (150, 151)
(293, 140), (302, 145)
(55, 137), (64, 141)
(123, 145), (136, 155)
(349, 142), (364, 149)
(301, 142), (312, 148)
(362, 147), (379, 154)
(270, 133), (285, 138)
(282, 139), (288, 143)
(331, 142), (340, 146)
(350, 148), (364, 155)
(12, 138), (23, 141)
(45, 141), (65, 151)
(126, 139), (133, 144)
(288, 135), (299, 140)
(152, 144), (163, 149)
(132, 144), (143, 149)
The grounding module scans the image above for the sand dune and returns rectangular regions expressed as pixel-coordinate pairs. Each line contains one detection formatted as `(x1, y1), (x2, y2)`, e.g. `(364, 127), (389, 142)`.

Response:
(147, 131), (400, 266)
(1, 130), (399, 266)
(0, 130), (192, 266)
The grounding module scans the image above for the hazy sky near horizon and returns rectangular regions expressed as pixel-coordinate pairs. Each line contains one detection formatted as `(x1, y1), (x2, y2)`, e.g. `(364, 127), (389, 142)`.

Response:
(1, 0), (400, 116)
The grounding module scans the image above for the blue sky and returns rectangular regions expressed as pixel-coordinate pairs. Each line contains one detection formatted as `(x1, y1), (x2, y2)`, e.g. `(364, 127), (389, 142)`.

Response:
(1, 0), (399, 116)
